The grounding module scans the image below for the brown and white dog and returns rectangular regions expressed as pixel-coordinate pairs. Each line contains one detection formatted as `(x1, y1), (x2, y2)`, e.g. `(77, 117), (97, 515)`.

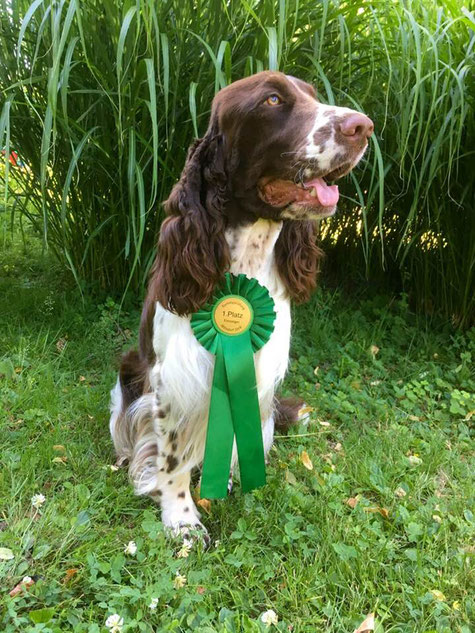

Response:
(110, 71), (373, 536)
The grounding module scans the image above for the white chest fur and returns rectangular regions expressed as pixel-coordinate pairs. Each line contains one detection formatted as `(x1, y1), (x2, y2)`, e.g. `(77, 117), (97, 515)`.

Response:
(151, 219), (291, 431)
(228, 220), (291, 413)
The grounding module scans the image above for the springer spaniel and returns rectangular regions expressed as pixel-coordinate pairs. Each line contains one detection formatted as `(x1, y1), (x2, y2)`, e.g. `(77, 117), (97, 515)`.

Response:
(110, 71), (373, 536)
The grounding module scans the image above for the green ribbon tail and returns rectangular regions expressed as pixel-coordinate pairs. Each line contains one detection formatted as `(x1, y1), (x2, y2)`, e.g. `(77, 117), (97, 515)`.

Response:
(200, 338), (235, 499)
(221, 332), (266, 493)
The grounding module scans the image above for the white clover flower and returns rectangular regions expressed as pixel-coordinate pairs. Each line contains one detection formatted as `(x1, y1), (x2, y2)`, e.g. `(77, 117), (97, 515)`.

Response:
(177, 538), (192, 558)
(214, 539), (221, 548)
(31, 494), (46, 509)
(173, 572), (187, 589)
(395, 486), (407, 498)
(124, 540), (137, 556)
(260, 609), (278, 627)
(105, 613), (124, 632)
(22, 576), (33, 584)
(408, 455), (422, 466)
(149, 597), (159, 610)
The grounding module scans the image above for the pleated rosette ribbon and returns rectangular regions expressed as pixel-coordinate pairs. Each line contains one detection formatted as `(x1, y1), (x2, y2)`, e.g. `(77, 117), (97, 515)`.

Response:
(191, 273), (276, 499)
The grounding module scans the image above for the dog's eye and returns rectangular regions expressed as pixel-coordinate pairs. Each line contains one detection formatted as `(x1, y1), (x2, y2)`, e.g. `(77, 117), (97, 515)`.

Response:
(266, 94), (281, 106)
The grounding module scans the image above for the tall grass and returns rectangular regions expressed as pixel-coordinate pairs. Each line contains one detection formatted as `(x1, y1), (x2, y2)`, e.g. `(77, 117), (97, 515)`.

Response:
(0, 0), (473, 324)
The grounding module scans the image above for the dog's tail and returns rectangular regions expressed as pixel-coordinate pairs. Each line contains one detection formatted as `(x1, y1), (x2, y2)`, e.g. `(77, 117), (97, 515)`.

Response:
(110, 349), (152, 464)
(274, 396), (306, 432)
(119, 349), (148, 410)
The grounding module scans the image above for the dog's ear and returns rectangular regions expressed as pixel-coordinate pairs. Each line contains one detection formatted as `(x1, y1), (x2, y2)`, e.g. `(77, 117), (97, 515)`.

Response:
(153, 120), (230, 315)
(274, 220), (323, 303)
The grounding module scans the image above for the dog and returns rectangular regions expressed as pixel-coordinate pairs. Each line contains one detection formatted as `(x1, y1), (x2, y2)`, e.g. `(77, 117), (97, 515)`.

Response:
(110, 71), (373, 536)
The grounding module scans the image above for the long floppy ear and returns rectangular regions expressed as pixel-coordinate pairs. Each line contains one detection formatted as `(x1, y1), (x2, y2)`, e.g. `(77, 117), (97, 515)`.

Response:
(153, 122), (230, 315)
(274, 220), (323, 303)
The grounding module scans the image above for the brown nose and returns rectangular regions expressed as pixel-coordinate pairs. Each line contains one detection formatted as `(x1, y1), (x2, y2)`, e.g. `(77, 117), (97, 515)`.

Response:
(339, 113), (374, 140)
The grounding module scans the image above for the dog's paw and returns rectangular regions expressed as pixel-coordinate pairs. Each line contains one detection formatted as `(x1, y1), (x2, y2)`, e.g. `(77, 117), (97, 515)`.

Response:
(167, 521), (210, 549)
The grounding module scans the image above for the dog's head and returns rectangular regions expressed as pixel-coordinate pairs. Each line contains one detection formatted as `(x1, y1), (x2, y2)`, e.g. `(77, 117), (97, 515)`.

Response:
(155, 71), (373, 314)
(210, 71), (373, 221)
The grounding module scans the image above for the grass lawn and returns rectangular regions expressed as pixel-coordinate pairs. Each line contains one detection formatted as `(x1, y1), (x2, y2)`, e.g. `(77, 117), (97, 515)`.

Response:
(0, 223), (473, 633)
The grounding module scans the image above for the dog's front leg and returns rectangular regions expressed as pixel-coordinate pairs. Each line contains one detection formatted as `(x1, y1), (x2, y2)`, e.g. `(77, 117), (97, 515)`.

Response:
(151, 469), (203, 536)
(152, 419), (207, 539)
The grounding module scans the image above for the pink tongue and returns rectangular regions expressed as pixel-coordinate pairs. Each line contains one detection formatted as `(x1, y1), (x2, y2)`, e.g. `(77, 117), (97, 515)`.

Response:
(304, 177), (339, 207)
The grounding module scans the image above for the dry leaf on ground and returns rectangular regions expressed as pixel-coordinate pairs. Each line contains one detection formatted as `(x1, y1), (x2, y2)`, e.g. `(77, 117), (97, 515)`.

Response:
(9, 576), (35, 597)
(363, 506), (389, 519)
(299, 451), (313, 470)
(345, 496), (360, 509)
(64, 568), (79, 583)
(353, 612), (375, 632)
(197, 498), (211, 514)
(56, 338), (67, 352)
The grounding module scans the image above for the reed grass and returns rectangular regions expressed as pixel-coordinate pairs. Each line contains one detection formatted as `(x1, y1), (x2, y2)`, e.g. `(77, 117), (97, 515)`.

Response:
(1, 0), (473, 324)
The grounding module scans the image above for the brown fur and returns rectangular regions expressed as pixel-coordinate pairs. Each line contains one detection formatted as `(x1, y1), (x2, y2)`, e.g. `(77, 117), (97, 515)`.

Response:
(153, 131), (230, 316)
(274, 396), (306, 432)
(119, 349), (148, 411)
(275, 221), (323, 304)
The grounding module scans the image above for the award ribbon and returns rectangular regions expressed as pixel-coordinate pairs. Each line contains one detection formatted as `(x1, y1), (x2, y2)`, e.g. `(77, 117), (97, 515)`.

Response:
(190, 273), (276, 499)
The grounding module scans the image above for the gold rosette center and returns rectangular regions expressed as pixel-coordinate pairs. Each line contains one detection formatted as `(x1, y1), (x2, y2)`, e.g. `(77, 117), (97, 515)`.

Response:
(212, 295), (253, 336)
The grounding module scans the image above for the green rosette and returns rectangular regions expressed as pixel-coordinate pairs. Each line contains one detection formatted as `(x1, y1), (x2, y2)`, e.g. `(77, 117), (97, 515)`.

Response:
(191, 273), (276, 499)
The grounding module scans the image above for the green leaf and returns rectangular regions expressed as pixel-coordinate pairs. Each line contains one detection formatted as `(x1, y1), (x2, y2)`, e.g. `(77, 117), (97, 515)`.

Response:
(29, 608), (55, 623)
(406, 522), (424, 542)
(332, 542), (358, 562)
(110, 553), (125, 582)
(0, 547), (14, 560)
(33, 544), (52, 559)
(0, 359), (14, 379)
(404, 548), (418, 562)
(74, 510), (91, 526)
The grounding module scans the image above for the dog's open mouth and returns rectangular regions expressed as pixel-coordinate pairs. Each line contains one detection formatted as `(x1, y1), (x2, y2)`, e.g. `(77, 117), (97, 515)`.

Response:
(258, 172), (342, 212)
(258, 160), (357, 214)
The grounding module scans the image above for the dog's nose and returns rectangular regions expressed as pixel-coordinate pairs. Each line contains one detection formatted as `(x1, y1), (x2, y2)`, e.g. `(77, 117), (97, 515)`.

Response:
(339, 113), (374, 141)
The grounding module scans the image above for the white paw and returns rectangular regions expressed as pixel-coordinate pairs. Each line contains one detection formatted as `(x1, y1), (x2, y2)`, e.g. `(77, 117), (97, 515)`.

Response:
(165, 520), (210, 548)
